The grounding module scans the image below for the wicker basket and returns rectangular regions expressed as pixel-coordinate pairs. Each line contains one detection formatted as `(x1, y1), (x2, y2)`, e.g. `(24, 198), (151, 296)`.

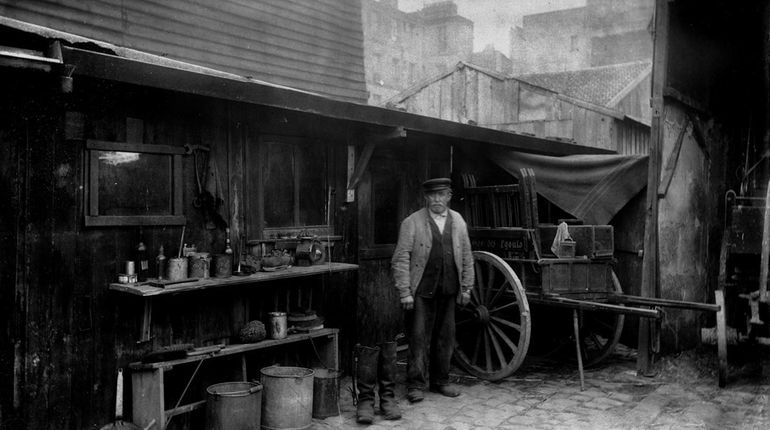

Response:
(554, 239), (576, 258)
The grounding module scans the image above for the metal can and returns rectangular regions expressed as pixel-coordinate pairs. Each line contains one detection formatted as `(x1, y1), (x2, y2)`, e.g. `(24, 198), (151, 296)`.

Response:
(188, 252), (211, 279)
(125, 261), (136, 276)
(167, 257), (188, 282)
(213, 253), (232, 278)
(268, 312), (287, 339)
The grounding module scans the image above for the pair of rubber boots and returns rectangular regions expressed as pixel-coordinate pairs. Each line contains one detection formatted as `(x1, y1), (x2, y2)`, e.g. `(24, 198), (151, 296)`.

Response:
(355, 342), (402, 424)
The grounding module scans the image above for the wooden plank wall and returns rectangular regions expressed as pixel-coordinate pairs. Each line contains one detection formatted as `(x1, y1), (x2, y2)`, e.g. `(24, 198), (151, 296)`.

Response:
(402, 66), (518, 125)
(0, 0), (367, 102)
(0, 71), (357, 430)
(398, 66), (635, 151)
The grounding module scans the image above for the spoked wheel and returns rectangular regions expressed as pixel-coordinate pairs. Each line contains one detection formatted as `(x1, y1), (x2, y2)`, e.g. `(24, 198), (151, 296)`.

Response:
(454, 251), (531, 381)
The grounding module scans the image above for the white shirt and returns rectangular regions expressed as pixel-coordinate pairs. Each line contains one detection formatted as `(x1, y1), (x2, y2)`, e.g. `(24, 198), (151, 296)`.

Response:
(430, 211), (448, 234)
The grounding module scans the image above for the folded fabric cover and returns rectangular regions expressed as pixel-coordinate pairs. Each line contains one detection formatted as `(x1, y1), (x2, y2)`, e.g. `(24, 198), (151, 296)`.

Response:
(486, 147), (649, 225)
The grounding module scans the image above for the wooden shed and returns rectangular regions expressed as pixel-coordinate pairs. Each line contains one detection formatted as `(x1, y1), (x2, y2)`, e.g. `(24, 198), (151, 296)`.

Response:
(0, 0), (368, 103)
(387, 61), (651, 154)
(0, 16), (610, 430)
(635, 0), (770, 371)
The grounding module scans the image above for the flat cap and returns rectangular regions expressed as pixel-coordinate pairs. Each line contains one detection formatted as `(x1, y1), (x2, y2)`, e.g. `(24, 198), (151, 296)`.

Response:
(422, 177), (452, 192)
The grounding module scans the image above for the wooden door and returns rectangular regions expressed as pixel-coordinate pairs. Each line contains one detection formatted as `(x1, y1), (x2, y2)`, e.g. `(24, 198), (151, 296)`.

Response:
(356, 144), (424, 344)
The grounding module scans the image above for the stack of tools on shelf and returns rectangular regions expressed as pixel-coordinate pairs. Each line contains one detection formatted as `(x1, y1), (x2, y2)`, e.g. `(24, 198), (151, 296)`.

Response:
(261, 249), (293, 272)
(141, 343), (226, 363)
(141, 344), (194, 363)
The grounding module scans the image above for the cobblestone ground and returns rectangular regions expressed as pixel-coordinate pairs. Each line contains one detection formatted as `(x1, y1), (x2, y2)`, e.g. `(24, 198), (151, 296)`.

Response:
(314, 345), (770, 430)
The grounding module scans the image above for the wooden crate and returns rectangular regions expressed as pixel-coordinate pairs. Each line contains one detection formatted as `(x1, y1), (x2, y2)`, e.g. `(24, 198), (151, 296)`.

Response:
(539, 258), (614, 295)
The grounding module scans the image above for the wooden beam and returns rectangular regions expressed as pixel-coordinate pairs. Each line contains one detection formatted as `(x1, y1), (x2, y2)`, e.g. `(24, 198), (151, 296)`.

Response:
(759, 180), (770, 303)
(346, 127), (405, 192)
(657, 118), (691, 197)
(638, 0), (669, 376)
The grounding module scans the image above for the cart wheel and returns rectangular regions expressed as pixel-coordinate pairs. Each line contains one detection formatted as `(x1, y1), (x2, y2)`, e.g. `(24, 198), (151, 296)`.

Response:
(575, 270), (625, 367)
(454, 251), (531, 381)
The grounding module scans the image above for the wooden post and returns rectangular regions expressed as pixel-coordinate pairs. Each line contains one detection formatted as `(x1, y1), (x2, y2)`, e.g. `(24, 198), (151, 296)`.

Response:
(573, 310), (585, 391)
(638, 0), (669, 376)
(759, 181), (770, 303)
(715, 289), (728, 387)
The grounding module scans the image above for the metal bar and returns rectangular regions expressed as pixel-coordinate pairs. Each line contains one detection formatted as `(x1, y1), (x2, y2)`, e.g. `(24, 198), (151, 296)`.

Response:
(608, 294), (720, 312)
(527, 294), (661, 319)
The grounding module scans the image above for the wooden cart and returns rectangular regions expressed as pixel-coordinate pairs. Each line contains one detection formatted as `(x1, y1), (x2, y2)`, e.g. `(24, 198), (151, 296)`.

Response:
(454, 170), (727, 386)
(716, 186), (770, 372)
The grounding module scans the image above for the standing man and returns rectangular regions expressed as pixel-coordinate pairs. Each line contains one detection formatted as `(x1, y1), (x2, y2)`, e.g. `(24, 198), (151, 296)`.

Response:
(392, 177), (475, 403)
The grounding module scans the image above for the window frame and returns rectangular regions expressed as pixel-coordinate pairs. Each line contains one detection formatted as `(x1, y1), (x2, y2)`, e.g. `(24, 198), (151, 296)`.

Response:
(257, 135), (330, 237)
(84, 139), (185, 227)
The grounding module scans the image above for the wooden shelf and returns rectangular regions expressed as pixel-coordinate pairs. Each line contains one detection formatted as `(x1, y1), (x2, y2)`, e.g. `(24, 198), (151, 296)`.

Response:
(129, 328), (339, 370)
(111, 262), (357, 343)
(110, 262), (358, 297)
(131, 329), (339, 430)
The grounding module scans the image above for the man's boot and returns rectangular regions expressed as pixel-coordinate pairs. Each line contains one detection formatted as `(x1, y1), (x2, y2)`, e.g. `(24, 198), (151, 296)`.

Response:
(355, 345), (379, 424)
(378, 341), (402, 420)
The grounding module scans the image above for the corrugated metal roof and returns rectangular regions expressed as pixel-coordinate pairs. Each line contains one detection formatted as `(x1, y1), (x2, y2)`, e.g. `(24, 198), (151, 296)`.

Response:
(0, 0), (368, 102)
(516, 61), (652, 107)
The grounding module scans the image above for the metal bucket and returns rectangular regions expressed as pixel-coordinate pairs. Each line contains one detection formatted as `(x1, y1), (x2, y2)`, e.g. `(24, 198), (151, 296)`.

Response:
(205, 381), (262, 430)
(260, 366), (314, 430)
(167, 257), (188, 282)
(312, 368), (340, 419)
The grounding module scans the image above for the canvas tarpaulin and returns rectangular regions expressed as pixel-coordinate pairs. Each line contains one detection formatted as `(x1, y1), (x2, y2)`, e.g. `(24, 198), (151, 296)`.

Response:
(485, 147), (648, 225)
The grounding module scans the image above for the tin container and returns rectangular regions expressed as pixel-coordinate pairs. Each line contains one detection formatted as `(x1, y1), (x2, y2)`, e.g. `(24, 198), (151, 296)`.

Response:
(213, 254), (232, 278)
(125, 261), (136, 276)
(167, 257), (188, 282)
(268, 312), (288, 339)
(117, 273), (138, 284)
(188, 252), (211, 279)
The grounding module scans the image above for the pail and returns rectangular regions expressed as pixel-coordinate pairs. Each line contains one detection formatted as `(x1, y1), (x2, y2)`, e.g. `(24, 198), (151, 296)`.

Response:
(167, 257), (188, 282)
(214, 254), (233, 278)
(205, 381), (262, 430)
(312, 368), (340, 419)
(189, 252), (211, 279)
(260, 366), (314, 430)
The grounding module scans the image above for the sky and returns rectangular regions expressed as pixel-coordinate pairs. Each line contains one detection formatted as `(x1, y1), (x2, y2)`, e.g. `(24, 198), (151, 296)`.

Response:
(398, 0), (586, 53)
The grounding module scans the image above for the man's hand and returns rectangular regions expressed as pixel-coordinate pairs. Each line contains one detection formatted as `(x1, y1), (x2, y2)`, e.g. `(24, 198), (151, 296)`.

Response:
(460, 291), (471, 306)
(401, 295), (414, 311)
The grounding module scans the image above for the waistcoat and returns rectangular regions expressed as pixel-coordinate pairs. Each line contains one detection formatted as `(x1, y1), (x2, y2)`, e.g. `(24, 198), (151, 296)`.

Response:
(416, 215), (459, 297)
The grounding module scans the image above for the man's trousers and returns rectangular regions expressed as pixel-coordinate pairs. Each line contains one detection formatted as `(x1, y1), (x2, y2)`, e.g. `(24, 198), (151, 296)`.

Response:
(406, 293), (456, 389)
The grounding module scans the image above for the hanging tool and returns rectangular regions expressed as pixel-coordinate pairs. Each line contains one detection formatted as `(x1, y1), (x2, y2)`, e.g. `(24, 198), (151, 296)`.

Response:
(188, 144), (227, 230)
